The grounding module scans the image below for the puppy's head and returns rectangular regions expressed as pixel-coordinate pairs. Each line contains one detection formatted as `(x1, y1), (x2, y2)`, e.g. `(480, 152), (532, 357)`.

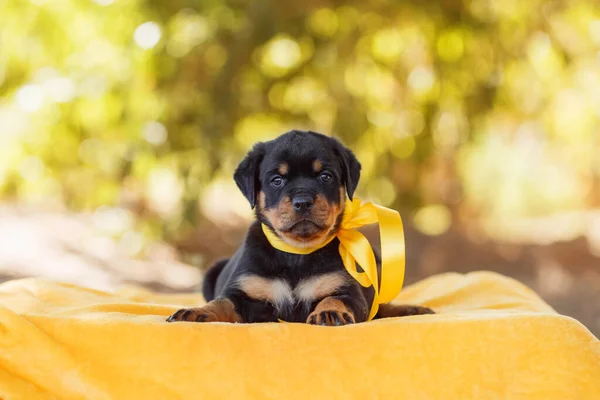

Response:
(234, 130), (361, 248)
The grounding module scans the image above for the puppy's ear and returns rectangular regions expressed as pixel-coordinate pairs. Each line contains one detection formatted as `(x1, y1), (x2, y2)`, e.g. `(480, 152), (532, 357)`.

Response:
(332, 139), (361, 200)
(234, 143), (266, 208)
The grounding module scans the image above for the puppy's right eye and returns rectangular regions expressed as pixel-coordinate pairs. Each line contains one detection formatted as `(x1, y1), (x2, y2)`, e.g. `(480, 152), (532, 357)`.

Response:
(271, 176), (284, 187)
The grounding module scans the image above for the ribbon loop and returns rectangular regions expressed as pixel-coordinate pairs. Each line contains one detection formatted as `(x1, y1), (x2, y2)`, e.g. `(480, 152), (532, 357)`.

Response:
(261, 197), (405, 321)
(337, 229), (376, 289)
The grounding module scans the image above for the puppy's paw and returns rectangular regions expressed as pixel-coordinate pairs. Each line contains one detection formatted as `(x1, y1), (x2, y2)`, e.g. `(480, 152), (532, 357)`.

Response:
(307, 310), (355, 326)
(166, 307), (219, 323)
(375, 303), (435, 319)
(393, 305), (435, 316)
(409, 306), (435, 315)
(166, 298), (242, 323)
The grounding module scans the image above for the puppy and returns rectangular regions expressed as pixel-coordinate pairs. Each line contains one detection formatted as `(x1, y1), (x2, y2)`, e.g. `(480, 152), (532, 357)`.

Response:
(167, 130), (433, 325)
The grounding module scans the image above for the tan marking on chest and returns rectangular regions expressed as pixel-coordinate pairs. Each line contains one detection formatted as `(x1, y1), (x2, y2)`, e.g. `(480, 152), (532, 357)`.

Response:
(237, 272), (348, 308)
(237, 275), (293, 307)
(294, 272), (349, 302)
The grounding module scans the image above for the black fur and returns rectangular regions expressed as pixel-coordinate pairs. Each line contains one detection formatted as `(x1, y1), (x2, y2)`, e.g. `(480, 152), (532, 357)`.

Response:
(332, 139), (361, 199)
(202, 258), (228, 302)
(233, 143), (266, 209)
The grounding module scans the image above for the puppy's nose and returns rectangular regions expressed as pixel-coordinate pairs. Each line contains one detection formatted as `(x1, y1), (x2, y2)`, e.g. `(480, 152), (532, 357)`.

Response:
(292, 195), (314, 213)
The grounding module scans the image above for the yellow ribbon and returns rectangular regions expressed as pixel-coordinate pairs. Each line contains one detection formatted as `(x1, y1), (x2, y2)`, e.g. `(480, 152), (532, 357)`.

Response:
(261, 198), (405, 321)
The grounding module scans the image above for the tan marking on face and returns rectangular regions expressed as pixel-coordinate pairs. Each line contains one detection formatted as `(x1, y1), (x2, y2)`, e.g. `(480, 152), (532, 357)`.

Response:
(278, 163), (289, 175)
(315, 191), (345, 231)
(312, 194), (336, 228)
(262, 195), (293, 231)
(313, 160), (323, 173)
(259, 184), (346, 249)
(265, 191), (346, 249)
(295, 272), (349, 302)
(280, 234), (329, 249)
(334, 186), (346, 222)
(237, 275), (293, 311)
(258, 191), (267, 209)
(277, 193), (330, 248)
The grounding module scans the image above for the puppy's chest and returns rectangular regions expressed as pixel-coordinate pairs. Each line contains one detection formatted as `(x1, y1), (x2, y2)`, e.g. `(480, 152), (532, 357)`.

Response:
(236, 271), (348, 310)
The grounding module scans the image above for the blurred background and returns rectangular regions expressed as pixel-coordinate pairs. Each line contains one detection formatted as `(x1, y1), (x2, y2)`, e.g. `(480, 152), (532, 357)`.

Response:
(1, 0), (599, 335)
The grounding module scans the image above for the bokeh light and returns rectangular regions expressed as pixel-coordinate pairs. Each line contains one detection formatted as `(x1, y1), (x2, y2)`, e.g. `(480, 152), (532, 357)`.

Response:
(134, 22), (162, 49)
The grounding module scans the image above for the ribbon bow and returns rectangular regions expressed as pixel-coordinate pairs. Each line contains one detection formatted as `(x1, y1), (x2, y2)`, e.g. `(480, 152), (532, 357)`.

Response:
(261, 198), (406, 320)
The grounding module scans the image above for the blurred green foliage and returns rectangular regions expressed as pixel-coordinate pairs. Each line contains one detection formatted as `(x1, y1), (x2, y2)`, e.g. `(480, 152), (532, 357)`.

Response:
(1, 0), (599, 249)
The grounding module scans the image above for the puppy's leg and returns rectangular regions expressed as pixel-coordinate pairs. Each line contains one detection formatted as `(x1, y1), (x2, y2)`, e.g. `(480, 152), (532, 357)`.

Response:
(374, 303), (435, 319)
(307, 295), (367, 326)
(166, 298), (242, 323)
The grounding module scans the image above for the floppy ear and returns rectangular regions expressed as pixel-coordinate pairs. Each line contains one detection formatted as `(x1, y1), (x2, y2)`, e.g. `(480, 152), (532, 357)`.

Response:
(332, 139), (361, 200)
(234, 143), (266, 208)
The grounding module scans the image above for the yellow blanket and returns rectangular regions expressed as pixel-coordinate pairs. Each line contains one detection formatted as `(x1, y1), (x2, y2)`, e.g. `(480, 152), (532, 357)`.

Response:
(0, 271), (598, 399)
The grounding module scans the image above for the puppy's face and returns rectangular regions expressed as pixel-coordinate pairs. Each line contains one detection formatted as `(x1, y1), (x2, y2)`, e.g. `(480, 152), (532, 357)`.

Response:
(234, 131), (361, 248)
(257, 153), (344, 249)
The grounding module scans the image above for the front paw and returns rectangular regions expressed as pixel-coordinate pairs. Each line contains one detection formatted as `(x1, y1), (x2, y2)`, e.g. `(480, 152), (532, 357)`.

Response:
(400, 306), (435, 315)
(166, 298), (242, 323)
(307, 310), (355, 326)
(166, 307), (218, 323)
(376, 303), (435, 319)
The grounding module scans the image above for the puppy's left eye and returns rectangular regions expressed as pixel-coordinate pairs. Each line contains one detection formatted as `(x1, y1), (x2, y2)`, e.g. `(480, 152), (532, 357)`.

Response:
(271, 176), (284, 187)
(319, 172), (333, 183)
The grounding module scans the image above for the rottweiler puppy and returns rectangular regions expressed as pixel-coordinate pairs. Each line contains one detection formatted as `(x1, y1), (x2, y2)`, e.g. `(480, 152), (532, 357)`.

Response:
(167, 130), (433, 325)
